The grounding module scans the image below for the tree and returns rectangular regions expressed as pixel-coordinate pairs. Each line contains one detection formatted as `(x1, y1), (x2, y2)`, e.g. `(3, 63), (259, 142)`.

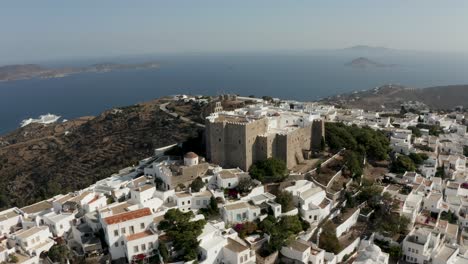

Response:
(249, 158), (287, 183)
(158, 242), (169, 263)
(158, 209), (206, 261)
(47, 244), (70, 264)
(237, 178), (253, 193)
(234, 222), (258, 238)
(316, 162), (322, 175)
(409, 153), (427, 165)
(259, 215), (306, 254)
(8, 254), (19, 263)
(391, 155), (416, 173)
(440, 210), (458, 224)
(344, 151), (363, 178)
(325, 123), (390, 160)
(190, 177), (205, 192)
(389, 245), (403, 260)
(275, 191), (295, 212)
(408, 126), (422, 137)
(319, 221), (341, 254)
(200, 197), (219, 217)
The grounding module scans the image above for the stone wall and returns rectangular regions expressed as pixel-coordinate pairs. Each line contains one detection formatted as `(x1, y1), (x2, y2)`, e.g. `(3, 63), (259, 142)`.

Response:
(206, 117), (325, 171)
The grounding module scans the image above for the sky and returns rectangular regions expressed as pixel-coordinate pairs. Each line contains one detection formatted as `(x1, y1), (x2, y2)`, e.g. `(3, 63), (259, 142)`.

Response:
(1, 0), (468, 64)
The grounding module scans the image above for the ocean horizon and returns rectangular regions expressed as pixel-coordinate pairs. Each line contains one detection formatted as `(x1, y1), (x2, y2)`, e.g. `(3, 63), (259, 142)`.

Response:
(2, 52), (468, 135)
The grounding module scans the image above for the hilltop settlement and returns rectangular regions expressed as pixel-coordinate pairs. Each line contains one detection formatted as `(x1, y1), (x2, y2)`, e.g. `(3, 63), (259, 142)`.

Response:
(1, 93), (468, 264)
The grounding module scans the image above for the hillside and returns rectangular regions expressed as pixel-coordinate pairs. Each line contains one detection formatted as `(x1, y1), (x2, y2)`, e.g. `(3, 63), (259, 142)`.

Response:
(0, 99), (204, 209)
(321, 84), (468, 111)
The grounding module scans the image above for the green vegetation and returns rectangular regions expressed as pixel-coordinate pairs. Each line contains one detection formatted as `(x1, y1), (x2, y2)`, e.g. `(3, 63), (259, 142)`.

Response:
(234, 222), (258, 238)
(8, 254), (19, 263)
(435, 166), (446, 179)
(318, 221), (341, 254)
(343, 150), (363, 179)
(47, 244), (71, 264)
(190, 177), (205, 192)
(440, 210), (458, 224)
(237, 178), (253, 193)
(407, 126), (422, 137)
(391, 155), (416, 173)
(374, 239), (402, 261)
(325, 123), (390, 160)
(275, 191), (295, 212)
(200, 197), (219, 217)
(260, 215), (309, 255)
(249, 158), (288, 183)
(408, 153), (428, 165)
(158, 209), (206, 261)
(416, 124), (443, 136)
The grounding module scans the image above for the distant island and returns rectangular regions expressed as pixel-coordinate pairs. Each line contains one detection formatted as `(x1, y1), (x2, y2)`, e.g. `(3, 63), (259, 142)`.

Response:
(0, 61), (160, 82)
(345, 57), (395, 68)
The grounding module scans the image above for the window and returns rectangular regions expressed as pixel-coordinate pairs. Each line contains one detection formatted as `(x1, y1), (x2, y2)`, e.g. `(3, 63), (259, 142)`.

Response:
(236, 214), (241, 221)
(416, 250), (418, 254)
(114, 242), (119, 247)
(253, 212), (256, 217)
(203, 200), (208, 205)
(114, 230), (119, 236)
(182, 201), (185, 205)
(59, 224), (63, 229)
(242, 212), (247, 219)
(140, 223), (145, 229)
(219, 138), (221, 142)
(141, 244), (146, 251)
(188, 200), (191, 204)
(196, 200), (201, 205)
(121, 241), (124, 246)
(130, 226), (135, 234)
(149, 242), (153, 249)
(309, 215), (312, 219)
(228, 183), (231, 187)
(314, 215), (318, 221)
(134, 246), (139, 252)
(121, 227), (126, 234)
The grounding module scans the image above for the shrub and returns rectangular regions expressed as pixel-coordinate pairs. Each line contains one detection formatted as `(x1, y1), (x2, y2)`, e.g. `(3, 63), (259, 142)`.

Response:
(249, 158), (287, 183)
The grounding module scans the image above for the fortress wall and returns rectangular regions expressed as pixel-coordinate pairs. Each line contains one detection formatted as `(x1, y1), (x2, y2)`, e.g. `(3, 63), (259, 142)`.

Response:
(311, 119), (325, 150)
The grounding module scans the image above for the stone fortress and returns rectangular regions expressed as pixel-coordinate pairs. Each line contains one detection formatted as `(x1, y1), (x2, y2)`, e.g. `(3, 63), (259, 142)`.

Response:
(205, 103), (325, 171)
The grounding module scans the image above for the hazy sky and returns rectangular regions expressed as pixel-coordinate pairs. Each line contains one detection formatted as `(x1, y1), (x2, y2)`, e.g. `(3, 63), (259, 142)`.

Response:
(2, 0), (468, 64)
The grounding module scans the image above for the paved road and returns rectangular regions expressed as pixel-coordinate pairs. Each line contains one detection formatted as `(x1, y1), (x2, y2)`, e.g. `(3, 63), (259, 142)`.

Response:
(160, 102), (205, 128)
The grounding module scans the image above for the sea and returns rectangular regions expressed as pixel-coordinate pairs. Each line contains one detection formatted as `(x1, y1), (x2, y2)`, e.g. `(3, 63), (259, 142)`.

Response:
(2, 51), (468, 135)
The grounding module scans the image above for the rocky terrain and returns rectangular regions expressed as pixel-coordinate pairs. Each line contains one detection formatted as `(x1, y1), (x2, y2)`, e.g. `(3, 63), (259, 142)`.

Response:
(0, 99), (204, 209)
(0, 62), (159, 82)
(321, 84), (468, 111)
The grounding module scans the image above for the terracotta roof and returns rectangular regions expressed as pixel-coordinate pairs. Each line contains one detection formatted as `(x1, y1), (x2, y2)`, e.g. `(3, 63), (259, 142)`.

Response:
(104, 208), (152, 225)
(126, 230), (154, 241)
(184, 152), (198, 159)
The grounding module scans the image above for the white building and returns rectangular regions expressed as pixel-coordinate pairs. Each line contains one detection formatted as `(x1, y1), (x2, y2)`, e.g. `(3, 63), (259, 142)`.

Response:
(0, 208), (22, 237)
(402, 227), (441, 264)
(7, 226), (54, 257)
(101, 207), (155, 260)
(353, 238), (389, 264)
(222, 202), (261, 224)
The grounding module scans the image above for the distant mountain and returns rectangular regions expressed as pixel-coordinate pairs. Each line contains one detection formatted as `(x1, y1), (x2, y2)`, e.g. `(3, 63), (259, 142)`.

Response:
(0, 61), (160, 82)
(322, 84), (468, 110)
(345, 57), (395, 68)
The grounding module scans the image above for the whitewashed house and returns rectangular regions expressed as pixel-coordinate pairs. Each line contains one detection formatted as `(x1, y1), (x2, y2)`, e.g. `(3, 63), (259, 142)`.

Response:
(402, 227), (441, 264)
(221, 202), (261, 224)
(0, 208), (22, 237)
(101, 207), (155, 260)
